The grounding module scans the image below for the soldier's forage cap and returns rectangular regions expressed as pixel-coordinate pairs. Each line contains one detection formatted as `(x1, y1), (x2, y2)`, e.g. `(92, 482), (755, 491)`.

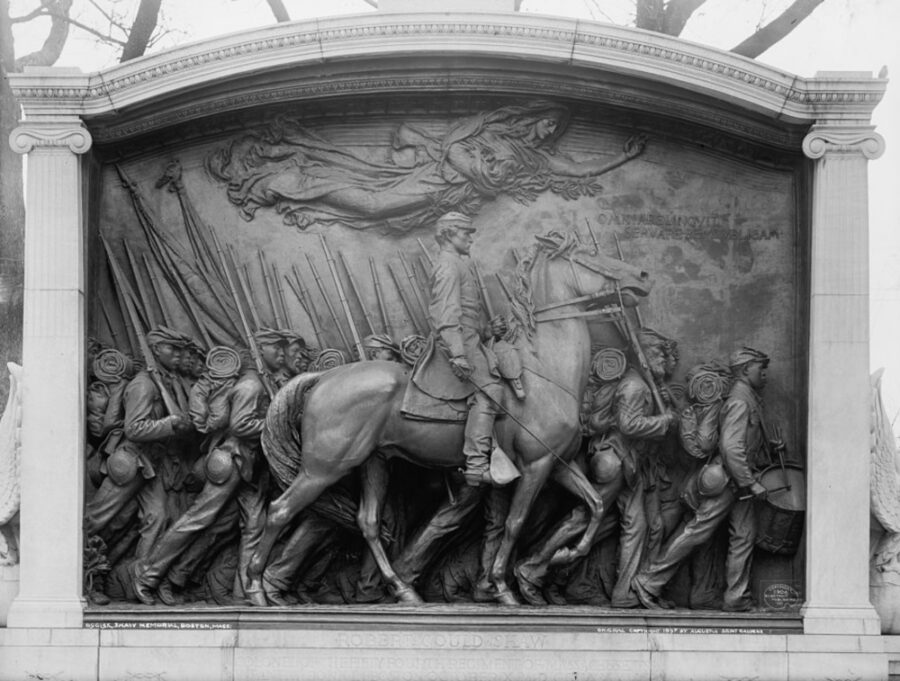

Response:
(278, 329), (307, 348)
(146, 326), (189, 347)
(637, 327), (672, 350)
(254, 327), (288, 347)
(363, 333), (399, 352)
(180, 335), (206, 357)
(729, 346), (770, 369)
(435, 212), (475, 232)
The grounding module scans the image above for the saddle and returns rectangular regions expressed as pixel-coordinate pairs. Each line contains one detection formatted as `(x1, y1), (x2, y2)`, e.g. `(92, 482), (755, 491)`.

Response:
(401, 334), (470, 422)
(401, 334), (524, 422)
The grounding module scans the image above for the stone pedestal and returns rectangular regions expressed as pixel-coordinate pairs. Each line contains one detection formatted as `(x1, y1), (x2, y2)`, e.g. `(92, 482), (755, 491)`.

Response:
(5, 121), (91, 629)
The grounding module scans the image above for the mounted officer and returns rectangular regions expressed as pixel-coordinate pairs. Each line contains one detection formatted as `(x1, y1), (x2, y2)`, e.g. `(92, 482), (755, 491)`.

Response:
(425, 212), (508, 487)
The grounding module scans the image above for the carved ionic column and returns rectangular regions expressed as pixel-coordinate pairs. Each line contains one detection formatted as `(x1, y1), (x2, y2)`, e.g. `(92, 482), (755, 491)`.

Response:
(6, 121), (92, 628)
(802, 124), (885, 635)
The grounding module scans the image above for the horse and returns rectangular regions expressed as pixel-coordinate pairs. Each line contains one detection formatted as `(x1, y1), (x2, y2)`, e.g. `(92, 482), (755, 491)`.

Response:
(248, 231), (653, 604)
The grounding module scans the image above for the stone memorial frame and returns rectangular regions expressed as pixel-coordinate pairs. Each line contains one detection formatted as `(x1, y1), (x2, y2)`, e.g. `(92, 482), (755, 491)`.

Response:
(1, 10), (890, 680)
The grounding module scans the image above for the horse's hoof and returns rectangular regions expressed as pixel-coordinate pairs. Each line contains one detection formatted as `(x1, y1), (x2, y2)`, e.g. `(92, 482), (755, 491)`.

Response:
(393, 584), (424, 605)
(495, 585), (521, 606)
(513, 566), (547, 607)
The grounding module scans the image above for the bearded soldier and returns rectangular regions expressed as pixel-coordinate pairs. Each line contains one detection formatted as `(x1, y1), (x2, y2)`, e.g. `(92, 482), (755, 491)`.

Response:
(428, 212), (507, 486)
(633, 347), (777, 612)
(84, 327), (193, 560)
(132, 331), (286, 605)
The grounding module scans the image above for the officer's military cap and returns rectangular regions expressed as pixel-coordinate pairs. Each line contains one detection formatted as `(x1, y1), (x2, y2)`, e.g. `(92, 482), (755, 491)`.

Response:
(728, 346), (770, 369)
(435, 211), (475, 232)
(254, 327), (288, 347)
(146, 326), (189, 348)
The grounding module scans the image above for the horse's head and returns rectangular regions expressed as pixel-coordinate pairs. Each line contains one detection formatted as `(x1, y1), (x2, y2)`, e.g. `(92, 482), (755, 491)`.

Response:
(533, 230), (652, 307)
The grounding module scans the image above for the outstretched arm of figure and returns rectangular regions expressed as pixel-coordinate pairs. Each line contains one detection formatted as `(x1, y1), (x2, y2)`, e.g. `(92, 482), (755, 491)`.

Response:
(544, 135), (648, 178)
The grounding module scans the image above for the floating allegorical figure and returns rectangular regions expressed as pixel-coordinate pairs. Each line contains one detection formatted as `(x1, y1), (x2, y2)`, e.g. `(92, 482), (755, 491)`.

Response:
(206, 101), (647, 233)
(633, 347), (781, 612)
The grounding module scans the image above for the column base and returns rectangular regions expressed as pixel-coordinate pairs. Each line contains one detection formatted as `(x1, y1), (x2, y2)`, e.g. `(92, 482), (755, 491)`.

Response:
(802, 603), (883, 635)
(6, 595), (85, 628)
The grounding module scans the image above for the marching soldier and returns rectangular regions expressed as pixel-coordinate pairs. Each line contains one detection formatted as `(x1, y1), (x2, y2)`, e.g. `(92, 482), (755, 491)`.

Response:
(603, 329), (678, 608)
(131, 330), (287, 605)
(633, 347), (776, 612)
(427, 212), (507, 486)
(84, 327), (193, 561)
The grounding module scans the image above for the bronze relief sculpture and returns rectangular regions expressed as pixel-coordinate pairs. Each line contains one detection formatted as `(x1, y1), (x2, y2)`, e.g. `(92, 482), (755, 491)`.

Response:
(83, 99), (804, 611)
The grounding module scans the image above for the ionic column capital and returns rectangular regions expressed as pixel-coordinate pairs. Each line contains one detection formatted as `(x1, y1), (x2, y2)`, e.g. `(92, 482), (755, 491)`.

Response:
(9, 123), (92, 155)
(802, 125), (885, 160)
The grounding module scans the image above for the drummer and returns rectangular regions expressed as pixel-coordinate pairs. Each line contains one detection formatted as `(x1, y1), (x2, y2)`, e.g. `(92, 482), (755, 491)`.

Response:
(632, 346), (781, 612)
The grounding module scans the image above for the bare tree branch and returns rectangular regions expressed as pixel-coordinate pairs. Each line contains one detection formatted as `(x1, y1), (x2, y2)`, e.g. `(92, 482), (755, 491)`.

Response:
(120, 0), (162, 62)
(266, 0), (291, 22)
(14, 0), (73, 70)
(731, 0), (825, 58)
(635, 0), (665, 32)
(663, 0), (707, 36)
(86, 0), (130, 39)
(9, 0), (52, 24)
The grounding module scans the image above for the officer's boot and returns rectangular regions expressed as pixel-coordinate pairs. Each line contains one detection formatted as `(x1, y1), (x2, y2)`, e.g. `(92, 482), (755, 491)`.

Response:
(462, 395), (496, 487)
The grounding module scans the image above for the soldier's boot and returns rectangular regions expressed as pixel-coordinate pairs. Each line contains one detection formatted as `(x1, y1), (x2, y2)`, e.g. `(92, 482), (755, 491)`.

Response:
(157, 577), (186, 606)
(461, 396), (497, 487)
(130, 564), (157, 606)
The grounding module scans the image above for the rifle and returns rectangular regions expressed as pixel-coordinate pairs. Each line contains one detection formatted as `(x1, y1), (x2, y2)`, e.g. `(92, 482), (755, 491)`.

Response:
(290, 265), (326, 347)
(99, 299), (122, 350)
(122, 241), (157, 328)
(369, 258), (393, 338)
(613, 232), (644, 329)
(305, 252), (352, 354)
(142, 254), (175, 328)
(271, 262), (292, 328)
(416, 238), (434, 267)
(259, 250), (285, 328)
(398, 251), (429, 322)
(320, 235), (366, 361)
(338, 251), (375, 335)
(388, 263), (426, 335)
(101, 236), (183, 416)
(214, 242), (277, 399)
(233, 255), (263, 330)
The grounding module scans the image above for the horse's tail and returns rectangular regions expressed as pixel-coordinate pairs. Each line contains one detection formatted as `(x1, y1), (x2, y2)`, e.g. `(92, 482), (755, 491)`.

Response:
(262, 371), (322, 490)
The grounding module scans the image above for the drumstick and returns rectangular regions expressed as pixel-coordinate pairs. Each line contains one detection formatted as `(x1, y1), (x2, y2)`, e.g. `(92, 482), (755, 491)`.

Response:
(739, 484), (791, 502)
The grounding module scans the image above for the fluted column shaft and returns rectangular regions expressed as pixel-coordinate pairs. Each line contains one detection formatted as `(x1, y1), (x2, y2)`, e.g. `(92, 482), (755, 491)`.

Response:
(6, 122), (92, 628)
(802, 124), (885, 635)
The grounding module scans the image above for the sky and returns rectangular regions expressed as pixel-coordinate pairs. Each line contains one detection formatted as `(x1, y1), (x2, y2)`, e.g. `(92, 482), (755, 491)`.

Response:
(10, 0), (900, 414)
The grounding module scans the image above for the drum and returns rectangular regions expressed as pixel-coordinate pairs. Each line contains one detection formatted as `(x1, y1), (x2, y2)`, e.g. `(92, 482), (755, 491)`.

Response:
(755, 463), (805, 555)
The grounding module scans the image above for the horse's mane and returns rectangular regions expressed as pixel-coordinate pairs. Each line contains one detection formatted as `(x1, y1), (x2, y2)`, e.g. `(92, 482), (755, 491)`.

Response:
(506, 230), (584, 342)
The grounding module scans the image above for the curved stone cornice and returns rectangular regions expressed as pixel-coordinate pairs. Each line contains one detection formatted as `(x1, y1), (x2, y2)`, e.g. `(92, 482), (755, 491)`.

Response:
(802, 126), (886, 160)
(7, 12), (887, 144)
(9, 125), (93, 155)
